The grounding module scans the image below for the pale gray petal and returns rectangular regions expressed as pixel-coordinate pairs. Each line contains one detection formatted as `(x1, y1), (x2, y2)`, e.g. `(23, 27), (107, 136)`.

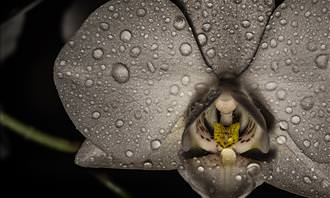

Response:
(54, 0), (217, 170)
(240, 0), (330, 196)
(180, 0), (275, 76)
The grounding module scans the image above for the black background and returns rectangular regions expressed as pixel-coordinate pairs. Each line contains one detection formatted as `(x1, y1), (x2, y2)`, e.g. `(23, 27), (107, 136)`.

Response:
(1, 0), (304, 197)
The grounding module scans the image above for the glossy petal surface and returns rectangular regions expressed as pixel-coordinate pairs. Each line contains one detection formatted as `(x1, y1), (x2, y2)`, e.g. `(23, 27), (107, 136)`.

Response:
(181, 0), (274, 76)
(54, 0), (218, 170)
(241, 0), (330, 196)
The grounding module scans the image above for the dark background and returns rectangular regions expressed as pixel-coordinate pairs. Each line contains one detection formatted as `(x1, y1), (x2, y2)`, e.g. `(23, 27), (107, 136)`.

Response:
(1, 0), (303, 197)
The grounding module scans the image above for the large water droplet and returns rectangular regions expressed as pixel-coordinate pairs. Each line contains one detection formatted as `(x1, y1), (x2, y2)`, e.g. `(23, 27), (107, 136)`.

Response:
(173, 16), (186, 30)
(303, 139), (311, 147)
(85, 79), (94, 87)
(300, 96), (314, 110)
(136, 8), (146, 17)
(170, 84), (180, 95)
(265, 81), (278, 91)
(181, 75), (190, 86)
(115, 119), (124, 128)
(99, 22), (109, 31)
(151, 139), (161, 150)
(179, 43), (192, 56)
(279, 121), (289, 131)
(303, 176), (312, 184)
(197, 166), (205, 172)
(125, 150), (134, 157)
(315, 54), (329, 69)
(246, 163), (261, 177)
(324, 134), (330, 142)
(92, 111), (101, 119)
(291, 115), (301, 125)
(143, 161), (153, 168)
(92, 48), (104, 59)
(120, 30), (132, 42)
(276, 89), (287, 100)
(276, 135), (287, 145)
(197, 33), (207, 46)
(130, 46), (141, 57)
(112, 63), (130, 83)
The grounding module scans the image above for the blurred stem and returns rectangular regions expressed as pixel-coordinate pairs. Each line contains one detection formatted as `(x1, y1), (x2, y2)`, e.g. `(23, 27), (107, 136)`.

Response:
(95, 174), (131, 198)
(0, 111), (79, 153)
(0, 111), (130, 198)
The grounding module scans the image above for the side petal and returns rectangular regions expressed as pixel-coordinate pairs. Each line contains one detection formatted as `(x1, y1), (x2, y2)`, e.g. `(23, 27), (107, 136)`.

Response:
(240, 0), (330, 196)
(181, 0), (275, 76)
(54, 0), (217, 170)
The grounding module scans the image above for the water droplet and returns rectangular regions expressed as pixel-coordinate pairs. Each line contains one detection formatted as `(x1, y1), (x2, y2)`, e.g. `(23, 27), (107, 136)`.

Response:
(279, 121), (289, 131)
(245, 32), (254, 40)
(303, 176), (312, 184)
(324, 134), (330, 142)
(276, 89), (287, 100)
(115, 119), (124, 128)
(120, 30), (132, 42)
(147, 62), (156, 73)
(179, 43), (192, 56)
(92, 111), (101, 119)
(270, 39), (277, 48)
(303, 139), (311, 147)
(85, 79), (94, 87)
(241, 20), (251, 28)
(170, 84), (180, 95)
(173, 16), (186, 30)
(134, 110), (142, 120)
(235, 175), (242, 181)
(151, 139), (161, 150)
(92, 48), (104, 59)
(143, 161), (153, 168)
(291, 115), (301, 125)
(276, 135), (287, 145)
(265, 81), (278, 91)
(300, 96), (314, 110)
(136, 8), (146, 17)
(197, 166), (205, 172)
(130, 46), (141, 57)
(99, 22), (109, 30)
(206, 48), (216, 58)
(314, 54), (329, 69)
(247, 163), (261, 177)
(112, 63), (130, 83)
(125, 150), (133, 157)
(197, 33), (207, 46)
(160, 64), (169, 71)
(181, 75), (190, 85)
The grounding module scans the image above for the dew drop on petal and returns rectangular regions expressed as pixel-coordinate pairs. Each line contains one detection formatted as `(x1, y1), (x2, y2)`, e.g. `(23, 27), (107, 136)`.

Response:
(112, 63), (130, 83)
(151, 139), (161, 150)
(291, 115), (301, 125)
(92, 48), (104, 59)
(276, 135), (287, 145)
(92, 111), (101, 119)
(173, 16), (186, 30)
(120, 30), (132, 42)
(300, 96), (314, 110)
(115, 119), (124, 128)
(179, 43), (192, 56)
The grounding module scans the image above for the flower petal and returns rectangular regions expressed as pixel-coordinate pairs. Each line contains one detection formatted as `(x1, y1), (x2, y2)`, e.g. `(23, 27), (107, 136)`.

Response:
(240, 0), (330, 195)
(180, 0), (275, 76)
(54, 0), (217, 170)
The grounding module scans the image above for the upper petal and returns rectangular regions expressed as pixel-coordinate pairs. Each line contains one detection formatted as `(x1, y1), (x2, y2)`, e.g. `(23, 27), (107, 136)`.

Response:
(181, 0), (275, 76)
(54, 0), (217, 170)
(240, 0), (330, 196)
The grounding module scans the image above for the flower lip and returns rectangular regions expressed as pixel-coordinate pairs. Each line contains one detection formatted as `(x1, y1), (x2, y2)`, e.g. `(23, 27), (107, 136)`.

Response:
(182, 79), (270, 156)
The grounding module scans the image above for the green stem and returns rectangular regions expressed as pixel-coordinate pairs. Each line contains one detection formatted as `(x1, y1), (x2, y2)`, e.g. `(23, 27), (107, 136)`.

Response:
(0, 111), (79, 153)
(95, 174), (131, 198)
(0, 111), (130, 197)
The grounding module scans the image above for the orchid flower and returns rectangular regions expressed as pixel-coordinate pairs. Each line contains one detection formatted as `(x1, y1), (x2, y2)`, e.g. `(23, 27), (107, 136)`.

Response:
(53, 0), (330, 197)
